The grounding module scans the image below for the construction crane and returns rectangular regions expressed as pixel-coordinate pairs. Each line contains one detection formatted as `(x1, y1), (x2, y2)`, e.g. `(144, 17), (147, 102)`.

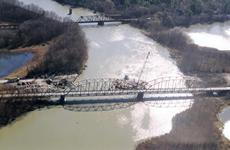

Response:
(137, 51), (151, 87)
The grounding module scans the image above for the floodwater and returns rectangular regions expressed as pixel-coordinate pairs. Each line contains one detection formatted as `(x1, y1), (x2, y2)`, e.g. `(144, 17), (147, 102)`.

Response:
(219, 106), (230, 140)
(0, 52), (33, 78)
(184, 21), (230, 51)
(185, 22), (230, 140)
(0, 0), (192, 150)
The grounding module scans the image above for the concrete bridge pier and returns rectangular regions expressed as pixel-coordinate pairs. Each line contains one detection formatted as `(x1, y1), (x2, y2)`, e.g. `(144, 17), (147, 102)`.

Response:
(68, 8), (72, 15)
(137, 92), (144, 101)
(98, 21), (104, 26)
(59, 95), (66, 105)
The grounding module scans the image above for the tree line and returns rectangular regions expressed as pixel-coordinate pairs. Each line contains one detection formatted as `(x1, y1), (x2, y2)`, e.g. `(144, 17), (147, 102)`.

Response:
(0, 0), (88, 76)
(28, 23), (88, 76)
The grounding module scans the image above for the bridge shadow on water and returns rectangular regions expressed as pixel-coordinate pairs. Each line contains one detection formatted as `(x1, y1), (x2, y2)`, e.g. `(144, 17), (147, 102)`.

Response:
(62, 95), (194, 112)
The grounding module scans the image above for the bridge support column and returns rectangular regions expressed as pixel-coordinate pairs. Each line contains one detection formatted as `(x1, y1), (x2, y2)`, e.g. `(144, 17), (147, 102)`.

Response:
(98, 21), (104, 26)
(137, 92), (144, 101)
(59, 95), (66, 105)
(68, 8), (72, 15)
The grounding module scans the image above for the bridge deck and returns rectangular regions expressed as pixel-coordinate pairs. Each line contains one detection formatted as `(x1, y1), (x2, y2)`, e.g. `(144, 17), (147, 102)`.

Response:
(1, 87), (230, 99)
(76, 15), (137, 24)
(77, 19), (137, 24)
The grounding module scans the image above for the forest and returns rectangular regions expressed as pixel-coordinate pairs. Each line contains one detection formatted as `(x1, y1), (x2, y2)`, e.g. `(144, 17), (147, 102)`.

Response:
(0, 0), (88, 76)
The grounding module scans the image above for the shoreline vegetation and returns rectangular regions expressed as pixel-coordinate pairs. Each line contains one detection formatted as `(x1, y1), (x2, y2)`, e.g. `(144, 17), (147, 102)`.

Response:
(53, 0), (230, 149)
(0, 0), (87, 127)
(0, 0), (88, 78)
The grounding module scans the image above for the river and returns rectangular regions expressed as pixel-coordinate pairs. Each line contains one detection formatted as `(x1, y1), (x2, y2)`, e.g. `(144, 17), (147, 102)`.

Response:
(184, 22), (230, 141)
(184, 21), (230, 51)
(0, 1), (193, 150)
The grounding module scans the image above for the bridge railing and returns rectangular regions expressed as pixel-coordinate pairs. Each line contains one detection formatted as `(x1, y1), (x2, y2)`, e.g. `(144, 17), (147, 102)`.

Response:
(1, 76), (229, 99)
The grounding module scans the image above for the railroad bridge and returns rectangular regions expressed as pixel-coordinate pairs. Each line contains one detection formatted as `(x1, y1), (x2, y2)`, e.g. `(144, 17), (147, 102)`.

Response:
(0, 15), (137, 29)
(0, 24), (19, 30)
(76, 15), (138, 25)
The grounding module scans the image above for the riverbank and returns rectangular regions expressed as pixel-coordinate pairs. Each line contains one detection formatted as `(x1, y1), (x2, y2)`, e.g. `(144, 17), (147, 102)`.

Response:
(136, 74), (230, 150)
(136, 98), (223, 149)
(217, 101), (230, 149)
(0, 99), (56, 128)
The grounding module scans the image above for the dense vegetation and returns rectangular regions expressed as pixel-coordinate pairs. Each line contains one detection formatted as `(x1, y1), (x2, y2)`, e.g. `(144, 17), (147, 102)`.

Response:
(0, 0), (64, 49)
(55, 0), (230, 27)
(29, 23), (88, 76)
(0, 0), (88, 76)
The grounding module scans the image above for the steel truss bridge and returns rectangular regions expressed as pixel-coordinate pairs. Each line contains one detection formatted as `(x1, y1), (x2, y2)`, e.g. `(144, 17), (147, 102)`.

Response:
(0, 24), (19, 30)
(0, 15), (136, 30)
(1, 76), (230, 102)
(76, 15), (137, 25)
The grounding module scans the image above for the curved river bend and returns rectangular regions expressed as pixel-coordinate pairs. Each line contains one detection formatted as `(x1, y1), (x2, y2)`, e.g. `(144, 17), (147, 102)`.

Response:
(0, 1), (192, 150)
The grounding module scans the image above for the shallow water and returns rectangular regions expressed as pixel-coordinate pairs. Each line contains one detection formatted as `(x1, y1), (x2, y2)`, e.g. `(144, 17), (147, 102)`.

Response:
(219, 106), (230, 140)
(184, 21), (230, 51)
(0, 52), (33, 77)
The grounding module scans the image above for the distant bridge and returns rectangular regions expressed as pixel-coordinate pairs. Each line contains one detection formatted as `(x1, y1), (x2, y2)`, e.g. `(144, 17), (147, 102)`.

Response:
(0, 24), (19, 30)
(76, 15), (138, 25)
(1, 77), (229, 105)
(0, 15), (136, 29)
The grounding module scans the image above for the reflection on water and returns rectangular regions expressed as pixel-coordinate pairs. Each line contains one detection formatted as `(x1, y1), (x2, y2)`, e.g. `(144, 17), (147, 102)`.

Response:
(0, 52), (33, 77)
(223, 121), (230, 140)
(130, 103), (191, 141)
(0, 0), (193, 150)
(219, 107), (230, 140)
(184, 21), (230, 50)
(81, 25), (183, 80)
(0, 108), (134, 150)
